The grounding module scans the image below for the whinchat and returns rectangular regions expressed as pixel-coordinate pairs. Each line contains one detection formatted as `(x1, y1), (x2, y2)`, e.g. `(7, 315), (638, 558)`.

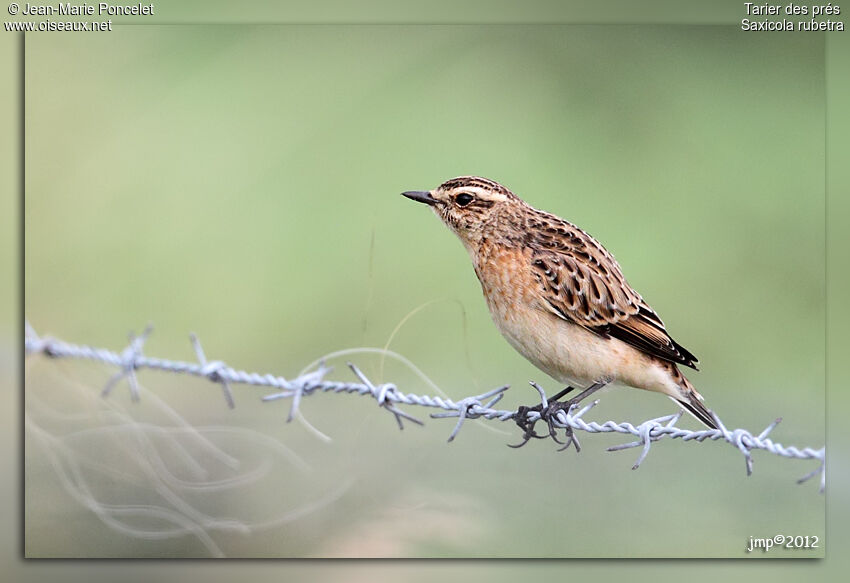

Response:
(402, 176), (717, 429)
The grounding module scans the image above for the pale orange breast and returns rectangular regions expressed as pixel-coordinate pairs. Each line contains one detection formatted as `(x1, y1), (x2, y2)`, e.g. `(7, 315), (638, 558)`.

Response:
(473, 244), (540, 318)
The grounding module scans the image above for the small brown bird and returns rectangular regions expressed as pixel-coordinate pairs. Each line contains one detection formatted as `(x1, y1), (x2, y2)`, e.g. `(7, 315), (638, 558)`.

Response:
(402, 176), (717, 429)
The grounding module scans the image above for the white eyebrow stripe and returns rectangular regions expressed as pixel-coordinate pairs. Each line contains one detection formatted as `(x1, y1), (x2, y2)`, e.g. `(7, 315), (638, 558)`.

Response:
(463, 186), (509, 202)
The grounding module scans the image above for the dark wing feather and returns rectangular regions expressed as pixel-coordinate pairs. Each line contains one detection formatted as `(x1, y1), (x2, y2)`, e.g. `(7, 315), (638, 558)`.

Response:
(601, 306), (699, 369)
(526, 210), (699, 370)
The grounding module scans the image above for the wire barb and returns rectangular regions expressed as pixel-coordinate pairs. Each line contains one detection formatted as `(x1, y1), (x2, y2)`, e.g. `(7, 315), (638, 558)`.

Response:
(347, 363), (424, 429)
(190, 333), (235, 409)
(24, 323), (826, 492)
(100, 324), (153, 402)
(430, 385), (510, 442)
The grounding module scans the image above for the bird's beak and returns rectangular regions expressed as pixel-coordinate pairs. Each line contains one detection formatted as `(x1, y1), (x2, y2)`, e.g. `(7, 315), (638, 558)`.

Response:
(401, 190), (438, 206)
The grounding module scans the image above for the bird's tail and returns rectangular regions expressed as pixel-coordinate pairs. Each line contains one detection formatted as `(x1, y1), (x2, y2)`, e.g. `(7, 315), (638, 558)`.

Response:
(669, 366), (719, 430)
(673, 392), (718, 430)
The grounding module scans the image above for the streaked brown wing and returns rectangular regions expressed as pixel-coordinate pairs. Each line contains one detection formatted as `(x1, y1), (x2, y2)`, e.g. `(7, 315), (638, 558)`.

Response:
(527, 210), (698, 369)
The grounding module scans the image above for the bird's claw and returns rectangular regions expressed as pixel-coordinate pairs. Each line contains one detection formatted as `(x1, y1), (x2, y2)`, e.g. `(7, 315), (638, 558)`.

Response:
(507, 405), (549, 448)
(510, 379), (608, 452)
(540, 400), (582, 452)
(509, 394), (578, 450)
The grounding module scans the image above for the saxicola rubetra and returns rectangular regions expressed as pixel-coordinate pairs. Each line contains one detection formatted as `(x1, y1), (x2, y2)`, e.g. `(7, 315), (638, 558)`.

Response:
(402, 176), (717, 429)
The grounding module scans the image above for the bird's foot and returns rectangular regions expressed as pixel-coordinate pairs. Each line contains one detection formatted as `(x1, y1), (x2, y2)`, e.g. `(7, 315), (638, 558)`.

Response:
(509, 379), (611, 452)
(539, 399), (583, 452)
(507, 402), (559, 448)
(509, 384), (575, 448)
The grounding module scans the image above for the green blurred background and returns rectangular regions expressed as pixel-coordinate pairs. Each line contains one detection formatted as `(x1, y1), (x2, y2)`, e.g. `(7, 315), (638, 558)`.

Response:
(22, 23), (826, 559)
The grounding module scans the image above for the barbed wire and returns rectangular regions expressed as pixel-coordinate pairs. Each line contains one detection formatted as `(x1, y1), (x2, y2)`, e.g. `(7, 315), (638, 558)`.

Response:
(24, 322), (825, 493)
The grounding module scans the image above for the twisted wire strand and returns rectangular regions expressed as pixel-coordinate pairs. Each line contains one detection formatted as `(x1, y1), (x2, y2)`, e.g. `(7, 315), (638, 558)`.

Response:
(24, 322), (825, 492)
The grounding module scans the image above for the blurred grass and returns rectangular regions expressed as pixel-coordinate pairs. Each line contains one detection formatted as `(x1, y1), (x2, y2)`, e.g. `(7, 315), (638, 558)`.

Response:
(24, 25), (824, 558)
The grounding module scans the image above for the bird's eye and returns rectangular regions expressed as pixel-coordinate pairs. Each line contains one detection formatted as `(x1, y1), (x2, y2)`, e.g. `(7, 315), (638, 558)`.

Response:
(455, 193), (474, 207)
